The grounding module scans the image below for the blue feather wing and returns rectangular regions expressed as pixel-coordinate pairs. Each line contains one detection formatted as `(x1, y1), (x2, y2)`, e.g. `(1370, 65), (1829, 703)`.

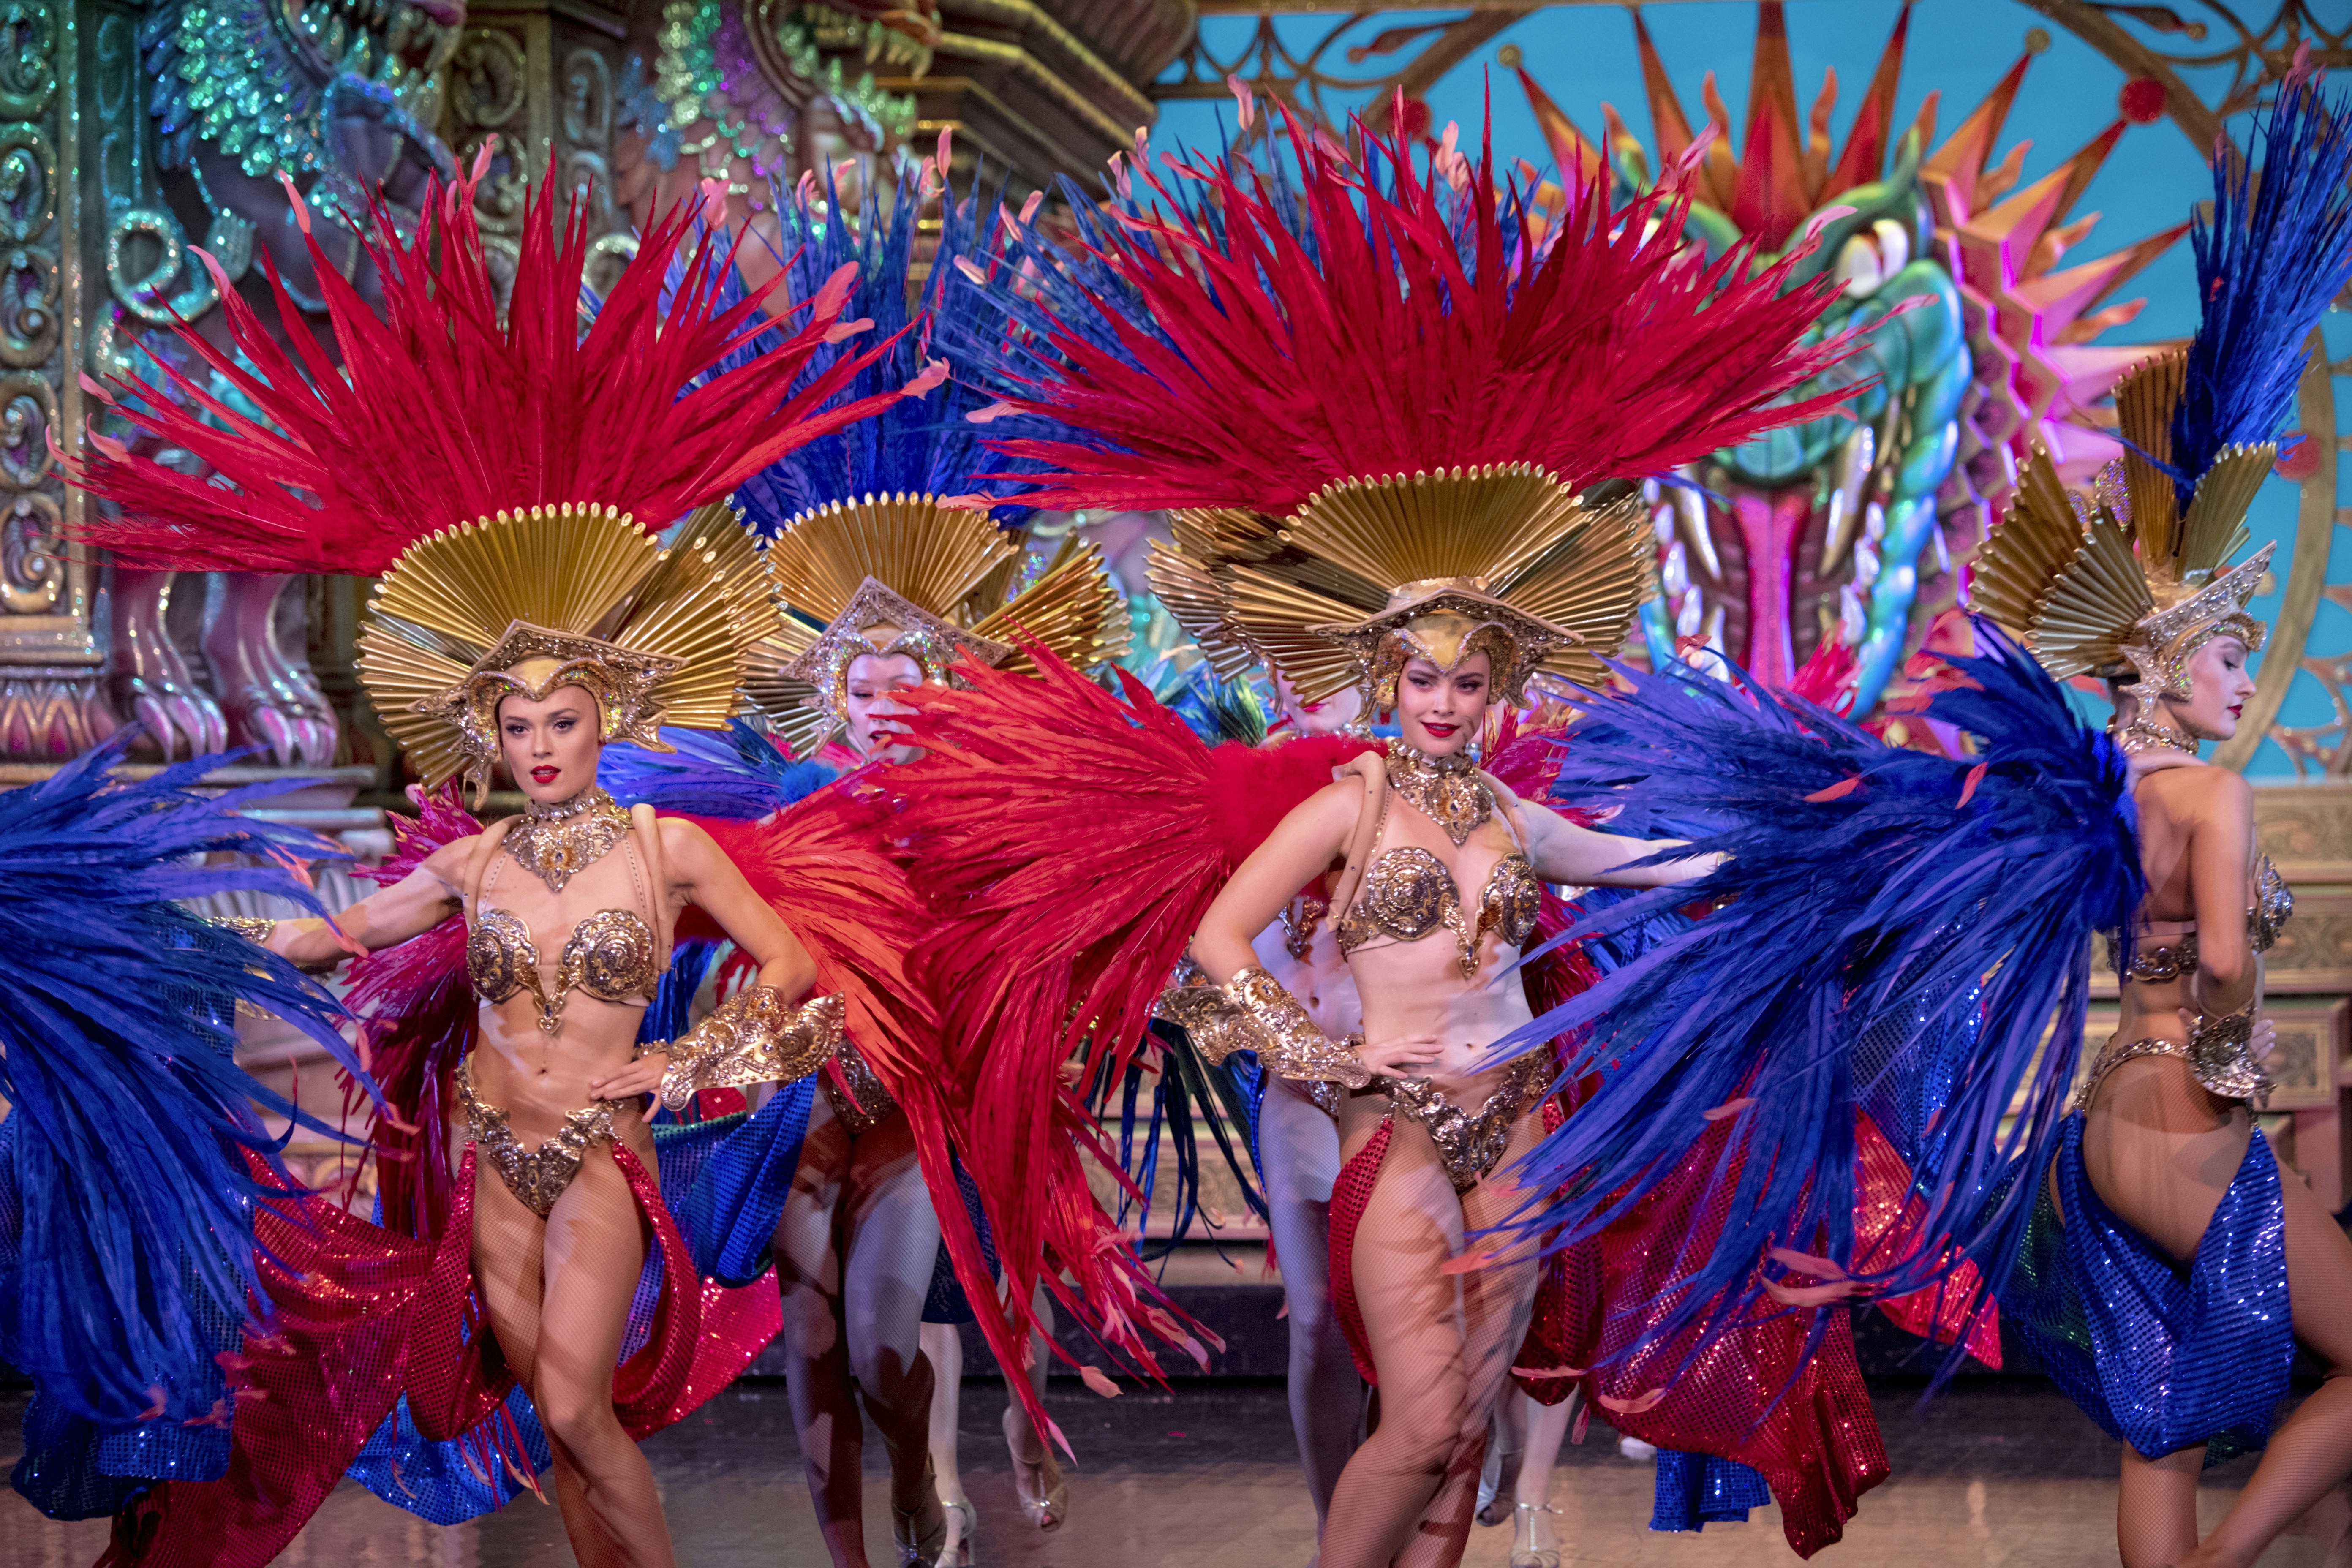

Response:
(1501, 623), (2140, 1374)
(599, 720), (838, 820)
(0, 739), (369, 1427)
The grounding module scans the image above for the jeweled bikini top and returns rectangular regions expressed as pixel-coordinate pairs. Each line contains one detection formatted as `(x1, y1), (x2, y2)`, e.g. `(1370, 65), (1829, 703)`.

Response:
(2111, 856), (2293, 982)
(467, 789), (661, 1035)
(1334, 749), (1541, 977)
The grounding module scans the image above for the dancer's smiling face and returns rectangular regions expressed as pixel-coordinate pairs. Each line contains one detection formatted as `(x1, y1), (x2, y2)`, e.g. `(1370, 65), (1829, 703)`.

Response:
(1395, 653), (1489, 757)
(846, 652), (927, 764)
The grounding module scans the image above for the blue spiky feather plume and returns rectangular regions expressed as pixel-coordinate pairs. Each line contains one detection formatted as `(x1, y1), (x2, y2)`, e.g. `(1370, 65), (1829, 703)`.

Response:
(1496, 626), (2140, 1379)
(0, 738), (370, 1426)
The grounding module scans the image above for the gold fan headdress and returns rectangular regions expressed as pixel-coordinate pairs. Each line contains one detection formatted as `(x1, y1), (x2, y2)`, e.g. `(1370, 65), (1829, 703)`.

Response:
(1151, 465), (1650, 710)
(359, 502), (776, 804)
(748, 493), (1132, 757)
(1972, 349), (2272, 701)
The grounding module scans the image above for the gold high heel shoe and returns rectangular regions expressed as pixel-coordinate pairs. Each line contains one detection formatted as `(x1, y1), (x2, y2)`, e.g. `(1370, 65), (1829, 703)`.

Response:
(1002, 1402), (1068, 1530)
(892, 1459), (950, 1568)
(933, 1493), (975, 1568)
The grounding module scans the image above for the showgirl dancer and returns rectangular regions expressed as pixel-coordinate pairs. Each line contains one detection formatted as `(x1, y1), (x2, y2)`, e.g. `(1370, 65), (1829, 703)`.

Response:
(882, 110), (1872, 1567)
(602, 149), (1131, 1568)
(1497, 67), (2352, 1568)
(66, 158), (921, 1565)
(1, 751), (365, 1520)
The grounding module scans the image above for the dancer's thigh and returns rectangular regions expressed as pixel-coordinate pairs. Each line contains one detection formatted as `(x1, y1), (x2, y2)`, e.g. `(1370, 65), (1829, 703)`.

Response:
(534, 1124), (653, 1429)
(777, 1091), (852, 1327)
(1349, 1116), (1472, 1449)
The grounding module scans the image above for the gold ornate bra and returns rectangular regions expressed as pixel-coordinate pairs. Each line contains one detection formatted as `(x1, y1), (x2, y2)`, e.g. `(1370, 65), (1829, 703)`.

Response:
(467, 907), (661, 1035)
(2083, 857), (2294, 1108)
(1336, 847), (1541, 977)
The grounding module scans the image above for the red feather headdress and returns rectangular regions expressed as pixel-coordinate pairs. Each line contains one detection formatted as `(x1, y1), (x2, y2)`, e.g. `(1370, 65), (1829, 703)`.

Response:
(68, 152), (915, 576)
(66, 152), (936, 796)
(986, 106), (1863, 702)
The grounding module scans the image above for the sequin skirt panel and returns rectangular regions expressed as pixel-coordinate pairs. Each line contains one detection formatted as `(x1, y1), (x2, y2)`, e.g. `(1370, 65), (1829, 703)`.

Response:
(2004, 1113), (2292, 1464)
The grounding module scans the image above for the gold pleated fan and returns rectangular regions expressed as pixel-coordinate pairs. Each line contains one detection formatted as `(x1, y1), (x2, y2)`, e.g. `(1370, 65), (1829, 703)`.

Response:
(746, 493), (1132, 756)
(357, 501), (773, 795)
(1159, 465), (1648, 703)
(1971, 350), (2274, 683)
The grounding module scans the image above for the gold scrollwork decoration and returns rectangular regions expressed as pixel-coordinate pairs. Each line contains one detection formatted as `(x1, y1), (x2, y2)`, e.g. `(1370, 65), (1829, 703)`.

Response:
(0, 125), (53, 248)
(452, 28), (530, 131)
(0, 238), (55, 369)
(0, 369), (54, 493)
(104, 208), (219, 328)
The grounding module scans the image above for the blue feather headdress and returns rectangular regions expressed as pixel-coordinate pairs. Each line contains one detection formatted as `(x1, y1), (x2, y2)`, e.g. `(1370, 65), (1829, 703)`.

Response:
(697, 152), (1041, 533)
(1974, 67), (2352, 700)
(0, 737), (373, 1428)
(710, 146), (1132, 760)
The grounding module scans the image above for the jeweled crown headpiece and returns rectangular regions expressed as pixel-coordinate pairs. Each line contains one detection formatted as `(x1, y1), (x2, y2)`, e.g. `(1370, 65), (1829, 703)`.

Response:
(968, 97), (1860, 707)
(68, 152), (916, 799)
(721, 144), (1128, 756)
(1972, 67), (2351, 697)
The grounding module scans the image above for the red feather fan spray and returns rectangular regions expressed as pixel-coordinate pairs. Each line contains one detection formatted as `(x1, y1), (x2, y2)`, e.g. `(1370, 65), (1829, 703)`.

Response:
(898, 649), (1375, 1396)
(68, 149), (915, 572)
(982, 103), (1861, 513)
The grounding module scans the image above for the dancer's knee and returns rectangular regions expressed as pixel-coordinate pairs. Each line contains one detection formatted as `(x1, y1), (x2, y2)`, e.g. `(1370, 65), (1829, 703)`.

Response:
(1372, 1372), (1469, 1471)
(537, 1379), (626, 1464)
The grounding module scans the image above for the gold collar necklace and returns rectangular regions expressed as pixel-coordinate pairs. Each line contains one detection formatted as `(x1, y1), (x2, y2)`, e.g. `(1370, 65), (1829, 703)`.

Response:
(506, 786), (632, 893)
(1387, 745), (1492, 846)
(2111, 717), (2199, 760)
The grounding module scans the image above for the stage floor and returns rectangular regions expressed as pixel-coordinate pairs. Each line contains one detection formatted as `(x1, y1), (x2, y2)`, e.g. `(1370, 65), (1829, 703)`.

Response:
(4, 1381), (2348, 1567)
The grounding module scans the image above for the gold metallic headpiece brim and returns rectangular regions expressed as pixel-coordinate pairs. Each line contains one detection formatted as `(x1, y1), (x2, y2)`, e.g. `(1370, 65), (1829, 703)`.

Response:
(357, 501), (772, 802)
(1195, 466), (1646, 704)
(747, 493), (1132, 757)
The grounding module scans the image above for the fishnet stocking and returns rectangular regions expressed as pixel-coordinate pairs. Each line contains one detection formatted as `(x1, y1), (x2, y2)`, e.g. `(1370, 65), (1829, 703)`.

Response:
(1262, 1079), (1364, 1524)
(775, 1091), (941, 1568)
(1319, 1100), (1544, 1568)
(469, 1112), (673, 1568)
(2084, 1059), (2352, 1568)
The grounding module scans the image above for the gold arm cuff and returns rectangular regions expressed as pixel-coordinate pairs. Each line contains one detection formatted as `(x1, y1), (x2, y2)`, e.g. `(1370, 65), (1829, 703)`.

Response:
(2187, 1005), (2269, 1105)
(1154, 964), (1369, 1087)
(659, 987), (847, 1111)
(208, 916), (279, 944)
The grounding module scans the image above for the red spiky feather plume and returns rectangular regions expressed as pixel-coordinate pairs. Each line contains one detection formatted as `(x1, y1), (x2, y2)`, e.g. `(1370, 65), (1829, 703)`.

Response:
(989, 105), (1860, 514)
(69, 155), (923, 574)
(889, 645), (1376, 1391)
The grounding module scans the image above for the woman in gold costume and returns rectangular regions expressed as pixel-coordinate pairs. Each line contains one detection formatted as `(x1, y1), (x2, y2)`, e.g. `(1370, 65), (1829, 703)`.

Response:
(69, 163), (917, 1567)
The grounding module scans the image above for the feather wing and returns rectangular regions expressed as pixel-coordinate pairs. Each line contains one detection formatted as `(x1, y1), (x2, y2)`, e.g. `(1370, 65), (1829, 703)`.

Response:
(1500, 622), (2139, 1377)
(887, 647), (1374, 1389)
(0, 738), (368, 1425)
